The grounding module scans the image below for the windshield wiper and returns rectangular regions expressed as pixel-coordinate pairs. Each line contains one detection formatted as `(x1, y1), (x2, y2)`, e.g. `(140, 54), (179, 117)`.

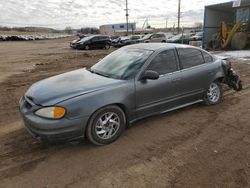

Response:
(87, 68), (112, 78)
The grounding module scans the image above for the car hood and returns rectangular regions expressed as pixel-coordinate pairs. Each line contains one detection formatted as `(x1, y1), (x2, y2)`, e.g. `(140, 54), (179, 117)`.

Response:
(25, 68), (124, 106)
(71, 39), (80, 44)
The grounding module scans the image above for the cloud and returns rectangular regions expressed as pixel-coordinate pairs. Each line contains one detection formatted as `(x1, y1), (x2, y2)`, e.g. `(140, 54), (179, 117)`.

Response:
(0, 0), (231, 29)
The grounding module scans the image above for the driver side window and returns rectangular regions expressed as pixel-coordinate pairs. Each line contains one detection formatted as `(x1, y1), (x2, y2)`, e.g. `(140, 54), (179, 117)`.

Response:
(147, 50), (178, 75)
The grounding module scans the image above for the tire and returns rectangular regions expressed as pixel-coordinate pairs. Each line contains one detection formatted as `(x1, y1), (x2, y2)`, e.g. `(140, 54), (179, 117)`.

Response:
(204, 82), (223, 105)
(86, 105), (126, 145)
(84, 45), (90, 50)
(231, 32), (247, 50)
(104, 43), (110, 50)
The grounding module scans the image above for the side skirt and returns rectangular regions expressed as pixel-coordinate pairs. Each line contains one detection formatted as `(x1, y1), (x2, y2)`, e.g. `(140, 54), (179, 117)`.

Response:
(129, 99), (203, 124)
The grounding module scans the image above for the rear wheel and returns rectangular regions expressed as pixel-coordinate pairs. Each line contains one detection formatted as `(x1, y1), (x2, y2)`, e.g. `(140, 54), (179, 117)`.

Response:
(104, 43), (110, 49)
(86, 105), (126, 145)
(204, 82), (223, 105)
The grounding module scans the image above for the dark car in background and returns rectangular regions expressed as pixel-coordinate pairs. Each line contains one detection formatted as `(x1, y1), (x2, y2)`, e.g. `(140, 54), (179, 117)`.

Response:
(113, 35), (141, 47)
(70, 35), (111, 50)
(190, 32), (203, 41)
(167, 34), (191, 44)
(19, 43), (242, 145)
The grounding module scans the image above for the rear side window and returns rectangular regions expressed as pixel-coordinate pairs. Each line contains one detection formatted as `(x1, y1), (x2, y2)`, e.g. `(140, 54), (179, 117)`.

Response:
(99, 36), (106, 40)
(202, 51), (213, 63)
(177, 48), (204, 69)
(147, 50), (178, 75)
(156, 34), (165, 38)
(104, 36), (110, 40)
(131, 36), (140, 40)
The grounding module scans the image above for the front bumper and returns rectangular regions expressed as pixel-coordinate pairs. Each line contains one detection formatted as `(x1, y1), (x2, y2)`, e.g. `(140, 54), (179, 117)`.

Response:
(19, 96), (89, 142)
(70, 43), (83, 49)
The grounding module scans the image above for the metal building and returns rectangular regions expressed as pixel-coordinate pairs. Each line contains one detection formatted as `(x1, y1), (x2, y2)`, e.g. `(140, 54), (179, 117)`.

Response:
(99, 23), (136, 35)
(203, 0), (250, 49)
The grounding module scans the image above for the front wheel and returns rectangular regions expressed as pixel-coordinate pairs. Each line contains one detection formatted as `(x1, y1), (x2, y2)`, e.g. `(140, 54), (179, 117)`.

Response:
(204, 82), (223, 105)
(84, 45), (90, 50)
(86, 105), (126, 145)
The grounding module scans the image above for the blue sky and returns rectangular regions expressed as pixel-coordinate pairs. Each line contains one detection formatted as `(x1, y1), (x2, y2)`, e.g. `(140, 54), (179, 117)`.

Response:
(0, 0), (231, 29)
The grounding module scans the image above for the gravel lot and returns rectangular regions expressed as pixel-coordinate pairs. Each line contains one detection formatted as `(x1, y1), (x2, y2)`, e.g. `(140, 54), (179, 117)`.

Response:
(0, 38), (250, 188)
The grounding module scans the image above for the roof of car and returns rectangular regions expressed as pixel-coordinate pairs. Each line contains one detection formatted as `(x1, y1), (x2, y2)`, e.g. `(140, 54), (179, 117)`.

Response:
(125, 43), (194, 51)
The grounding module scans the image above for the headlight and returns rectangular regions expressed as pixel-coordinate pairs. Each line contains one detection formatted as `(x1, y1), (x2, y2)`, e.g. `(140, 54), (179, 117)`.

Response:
(35, 107), (66, 119)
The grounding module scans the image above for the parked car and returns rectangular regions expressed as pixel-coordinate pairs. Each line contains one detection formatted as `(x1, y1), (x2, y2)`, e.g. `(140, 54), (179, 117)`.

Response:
(190, 32), (203, 41)
(164, 33), (175, 40)
(113, 35), (141, 47)
(140, 33), (167, 43)
(110, 35), (120, 44)
(167, 34), (191, 44)
(19, 43), (241, 145)
(70, 35), (111, 50)
(70, 38), (81, 46)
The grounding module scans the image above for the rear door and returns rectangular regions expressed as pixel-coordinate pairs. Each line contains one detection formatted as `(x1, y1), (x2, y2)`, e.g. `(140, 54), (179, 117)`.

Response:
(135, 49), (182, 118)
(176, 47), (214, 102)
(92, 36), (102, 48)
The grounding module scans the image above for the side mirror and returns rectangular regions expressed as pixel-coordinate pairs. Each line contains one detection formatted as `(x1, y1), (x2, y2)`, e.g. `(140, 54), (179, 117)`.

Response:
(140, 70), (159, 80)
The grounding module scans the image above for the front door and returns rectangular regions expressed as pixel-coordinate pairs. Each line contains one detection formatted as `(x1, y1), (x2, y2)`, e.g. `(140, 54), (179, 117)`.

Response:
(135, 49), (182, 119)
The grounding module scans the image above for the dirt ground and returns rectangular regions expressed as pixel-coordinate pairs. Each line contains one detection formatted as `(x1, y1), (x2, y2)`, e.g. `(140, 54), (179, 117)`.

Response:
(0, 38), (250, 188)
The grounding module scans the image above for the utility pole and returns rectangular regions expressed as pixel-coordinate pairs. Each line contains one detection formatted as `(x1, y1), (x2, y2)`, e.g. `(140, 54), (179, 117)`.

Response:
(177, 0), (181, 34)
(166, 18), (168, 29)
(125, 0), (129, 36)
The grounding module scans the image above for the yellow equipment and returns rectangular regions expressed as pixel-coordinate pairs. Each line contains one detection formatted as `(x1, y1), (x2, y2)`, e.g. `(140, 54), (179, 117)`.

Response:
(209, 22), (248, 50)
(220, 21), (248, 50)
(221, 22), (241, 48)
(209, 7), (250, 50)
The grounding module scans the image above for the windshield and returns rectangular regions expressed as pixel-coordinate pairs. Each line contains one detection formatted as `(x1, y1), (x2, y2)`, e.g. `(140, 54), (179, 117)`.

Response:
(90, 48), (153, 80)
(120, 36), (130, 41)
(195, 32), (203, 36)
(142, 34), (152, 40)
(79, 36), (94, 42)
(171, 35), (181, 40)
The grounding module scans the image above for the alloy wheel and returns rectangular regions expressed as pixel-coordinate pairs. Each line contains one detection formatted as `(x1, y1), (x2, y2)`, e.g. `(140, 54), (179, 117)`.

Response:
(95, 112), (120, 140)
(207, 83), (220, 103)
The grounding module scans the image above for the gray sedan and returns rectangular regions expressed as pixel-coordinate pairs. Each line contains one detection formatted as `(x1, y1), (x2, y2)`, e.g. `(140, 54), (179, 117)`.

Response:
(19, 43), (241, 145)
